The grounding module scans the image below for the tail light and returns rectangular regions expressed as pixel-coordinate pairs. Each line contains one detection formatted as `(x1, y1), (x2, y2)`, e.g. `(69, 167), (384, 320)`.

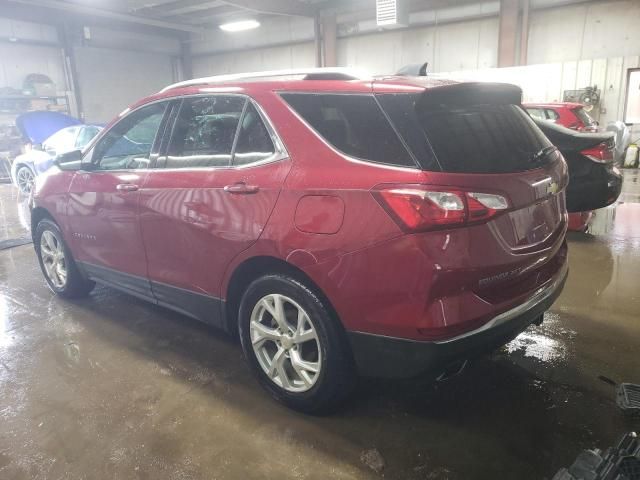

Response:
(581, 140), (614, 163)
(372, 186), (509, 232)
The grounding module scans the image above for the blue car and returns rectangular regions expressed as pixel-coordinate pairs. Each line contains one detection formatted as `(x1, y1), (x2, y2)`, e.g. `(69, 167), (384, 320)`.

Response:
(11, 111), (101, 193)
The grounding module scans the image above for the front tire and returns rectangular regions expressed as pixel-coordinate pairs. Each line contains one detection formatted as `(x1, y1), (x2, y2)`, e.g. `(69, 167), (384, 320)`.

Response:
(35, 218), (95, 298)
(15, 165), (35, 194)
(238, 274), (355, 414)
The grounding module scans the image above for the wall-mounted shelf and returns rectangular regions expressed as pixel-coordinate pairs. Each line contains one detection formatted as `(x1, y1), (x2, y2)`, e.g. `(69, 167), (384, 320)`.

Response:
(0, 93), (70, 119)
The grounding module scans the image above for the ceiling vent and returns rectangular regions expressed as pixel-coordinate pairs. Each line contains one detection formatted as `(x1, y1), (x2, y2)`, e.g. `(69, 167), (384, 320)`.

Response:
(376, 0), (409, 29)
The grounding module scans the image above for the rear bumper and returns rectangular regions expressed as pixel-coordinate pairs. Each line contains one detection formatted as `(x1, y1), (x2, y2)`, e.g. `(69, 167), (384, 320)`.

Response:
(347, 259), (568, 378)
(566, 165), (622, 212)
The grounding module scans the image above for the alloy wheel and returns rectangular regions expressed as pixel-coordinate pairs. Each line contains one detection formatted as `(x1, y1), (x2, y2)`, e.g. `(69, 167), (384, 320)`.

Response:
(249, 294), (322, 393)
(40, 230), (67, 289)
(17, 167), (35, 193)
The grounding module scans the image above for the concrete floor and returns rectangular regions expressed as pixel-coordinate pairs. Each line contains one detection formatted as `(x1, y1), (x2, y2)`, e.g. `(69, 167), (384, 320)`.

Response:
(0, 172), (639, 480)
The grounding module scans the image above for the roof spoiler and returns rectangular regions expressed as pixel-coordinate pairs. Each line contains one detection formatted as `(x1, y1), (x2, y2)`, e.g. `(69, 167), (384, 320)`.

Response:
(417, 82), (523, 108)
(396, 62), (429, 77)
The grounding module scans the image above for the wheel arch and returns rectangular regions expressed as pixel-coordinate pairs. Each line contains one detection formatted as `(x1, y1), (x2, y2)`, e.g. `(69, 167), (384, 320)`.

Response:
(224, 255), (342, 337)
(30, 207), (57, 241)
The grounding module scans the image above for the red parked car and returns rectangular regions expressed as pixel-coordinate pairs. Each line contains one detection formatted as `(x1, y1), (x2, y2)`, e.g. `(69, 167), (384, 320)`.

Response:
(31, 70), (569, 412)
(524, 102), (599, 132)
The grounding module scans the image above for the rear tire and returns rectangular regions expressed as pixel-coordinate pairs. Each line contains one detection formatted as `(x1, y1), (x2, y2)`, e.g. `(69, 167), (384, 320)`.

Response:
(35, 218), (95, 298)
(238, 274), (355, 414)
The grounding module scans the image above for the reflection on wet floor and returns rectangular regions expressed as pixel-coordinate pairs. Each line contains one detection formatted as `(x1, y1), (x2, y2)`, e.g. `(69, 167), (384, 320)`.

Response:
(0, 171), (639, 480)
(0, 185), (31, 243)
(506, 312), (574, 363)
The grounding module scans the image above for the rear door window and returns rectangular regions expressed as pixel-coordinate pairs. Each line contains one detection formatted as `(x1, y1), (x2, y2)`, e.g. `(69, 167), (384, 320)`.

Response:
(281, 93), (416, 168)
(162, 96), (246, 169)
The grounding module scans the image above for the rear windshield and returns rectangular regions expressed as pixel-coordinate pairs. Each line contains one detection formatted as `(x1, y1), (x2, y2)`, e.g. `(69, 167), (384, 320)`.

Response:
(378, 93), (554, 173)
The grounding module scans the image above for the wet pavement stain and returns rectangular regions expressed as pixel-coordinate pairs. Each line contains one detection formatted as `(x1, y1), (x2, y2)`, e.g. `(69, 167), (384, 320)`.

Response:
(0, 172), (639, 479)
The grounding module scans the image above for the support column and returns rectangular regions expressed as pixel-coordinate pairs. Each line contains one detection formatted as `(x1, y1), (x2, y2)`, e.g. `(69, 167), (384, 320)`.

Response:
(314, 13), (337, 67)
(56, 23), (83, 120)
(314, 14), (322, 67)
(519, 0), (530, 65)
(180, 38), (193, 80)
(321, 14), (337, 67)
(498, 0), (519, 67)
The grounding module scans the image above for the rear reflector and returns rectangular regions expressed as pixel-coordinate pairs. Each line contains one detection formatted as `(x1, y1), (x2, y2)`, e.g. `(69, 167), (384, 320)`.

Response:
(373, 186), (509, 232)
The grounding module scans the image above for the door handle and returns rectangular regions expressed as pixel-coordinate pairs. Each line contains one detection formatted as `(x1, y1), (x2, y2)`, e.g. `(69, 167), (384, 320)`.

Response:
(223, 182), (259, 194)
(116, 183), (139, 192)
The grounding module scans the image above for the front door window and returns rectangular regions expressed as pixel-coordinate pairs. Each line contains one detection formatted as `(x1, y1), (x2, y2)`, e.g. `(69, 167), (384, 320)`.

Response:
(92, 102), (167, 171)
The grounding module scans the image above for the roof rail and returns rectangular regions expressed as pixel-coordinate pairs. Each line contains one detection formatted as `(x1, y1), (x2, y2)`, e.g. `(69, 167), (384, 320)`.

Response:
(159, 67), (368, 93)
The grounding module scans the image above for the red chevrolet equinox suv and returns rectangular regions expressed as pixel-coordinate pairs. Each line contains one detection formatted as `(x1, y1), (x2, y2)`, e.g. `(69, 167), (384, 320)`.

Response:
(31, 69), (569, 413)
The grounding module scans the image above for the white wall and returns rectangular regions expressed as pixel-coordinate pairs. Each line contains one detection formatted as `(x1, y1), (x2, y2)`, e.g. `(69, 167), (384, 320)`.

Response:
(337, 17), (499, 75)
(439, 55), (640, 128)
(73, 27), (181, 122)
(0, 17), (181, 124)
(191, 16), (314, 57)
(527, 1), (640, 64)
(190, 0), (640, 78)
(193, 42), (315, 77)
(191, 17), (501, 77)
(190, 15), (315, 77)
(86, 26), (181, 56)
(0, 18), (66, 92)
(74, 47), (177, 123)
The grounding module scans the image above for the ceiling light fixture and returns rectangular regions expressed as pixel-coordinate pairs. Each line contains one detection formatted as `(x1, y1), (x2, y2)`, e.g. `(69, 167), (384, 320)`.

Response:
(219, 20), (260, 32)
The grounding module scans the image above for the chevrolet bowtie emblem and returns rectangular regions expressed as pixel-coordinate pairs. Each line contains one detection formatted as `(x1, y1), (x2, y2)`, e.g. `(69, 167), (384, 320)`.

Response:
(546, 181), (559, 195)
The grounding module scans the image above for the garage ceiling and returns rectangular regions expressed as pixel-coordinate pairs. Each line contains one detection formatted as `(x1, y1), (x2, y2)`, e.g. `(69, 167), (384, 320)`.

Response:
(2, 0), (333, 33)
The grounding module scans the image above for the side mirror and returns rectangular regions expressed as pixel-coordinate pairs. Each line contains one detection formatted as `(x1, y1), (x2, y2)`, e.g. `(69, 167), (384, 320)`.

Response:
(54, 149), (83, 171)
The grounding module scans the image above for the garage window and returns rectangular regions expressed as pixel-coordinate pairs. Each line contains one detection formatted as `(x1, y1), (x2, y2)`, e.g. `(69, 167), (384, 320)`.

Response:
(625, 68), (640, 124)
(281, 93), (416, 168)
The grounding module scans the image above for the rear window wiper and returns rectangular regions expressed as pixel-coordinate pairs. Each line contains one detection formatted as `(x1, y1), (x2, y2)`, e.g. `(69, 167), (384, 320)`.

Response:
(529, 145), (557, 164)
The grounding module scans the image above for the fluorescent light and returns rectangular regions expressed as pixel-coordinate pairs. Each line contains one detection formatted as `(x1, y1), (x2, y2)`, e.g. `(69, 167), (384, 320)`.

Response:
(219, 20), (260, 32)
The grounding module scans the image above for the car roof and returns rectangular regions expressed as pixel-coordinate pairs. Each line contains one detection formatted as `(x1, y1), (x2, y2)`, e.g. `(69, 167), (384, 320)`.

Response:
(123, 69), (463, 110)
(524, 102), (584, 109)
(119, 69), (521, 120)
